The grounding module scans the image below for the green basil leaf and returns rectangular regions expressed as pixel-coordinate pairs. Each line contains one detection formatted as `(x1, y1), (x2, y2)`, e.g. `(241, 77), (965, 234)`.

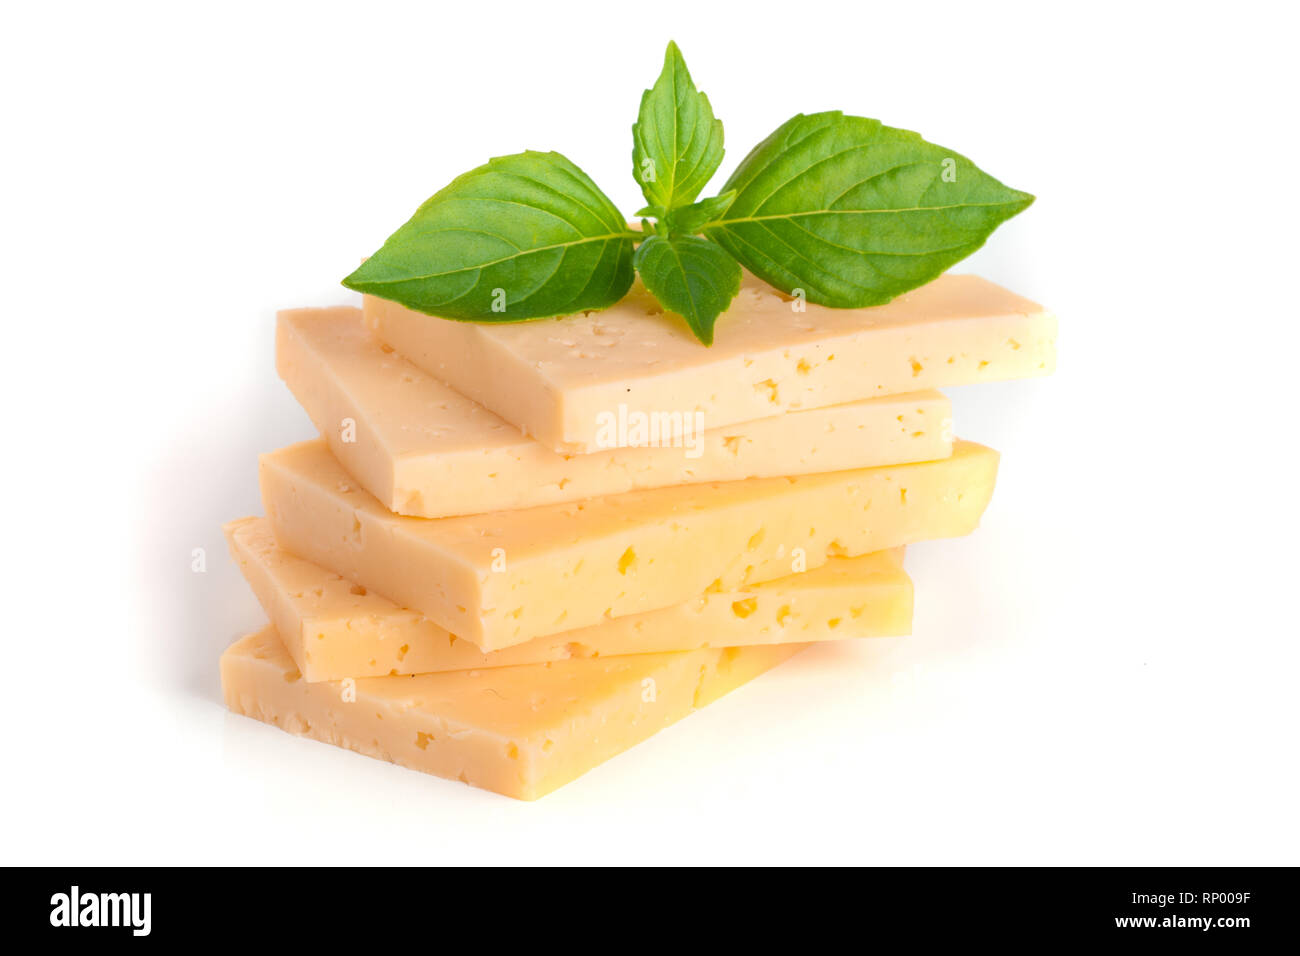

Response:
(633, 234), (741, 345)
(632, 41), (724, 212)
(343, 151), (636, 321)
(664, 190), (736, 236)
(705, 112), (1034, 307)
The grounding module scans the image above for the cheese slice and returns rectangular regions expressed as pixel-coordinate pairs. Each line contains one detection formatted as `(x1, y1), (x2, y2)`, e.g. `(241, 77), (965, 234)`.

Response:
(221, 625), (804, 800)
(225, 515), (911, 681)
(260, 438), (997, 650)
(365, 272), (1054, 452)
(278, 306), (953, 518)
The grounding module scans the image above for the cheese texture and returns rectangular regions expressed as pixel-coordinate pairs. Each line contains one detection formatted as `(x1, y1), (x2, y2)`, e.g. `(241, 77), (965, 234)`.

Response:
(260, 438), (998, 650)
(221, 625), (804, 800)
(277, 306), (953, 517)
(225, 515), (911, 680)
(365, 272), (1054, 452)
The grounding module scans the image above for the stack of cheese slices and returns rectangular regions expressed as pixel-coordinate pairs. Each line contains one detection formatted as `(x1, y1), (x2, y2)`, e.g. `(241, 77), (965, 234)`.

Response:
(221, 272), (1056, 800)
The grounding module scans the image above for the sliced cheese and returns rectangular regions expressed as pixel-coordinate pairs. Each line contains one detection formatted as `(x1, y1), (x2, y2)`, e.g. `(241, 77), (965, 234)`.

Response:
(225, 515), (912, 680)
(221, 625), (804, 800)
(365, 272), (1054, 452)
(260, 438), (997, 650)
(278, 306), (953, 518)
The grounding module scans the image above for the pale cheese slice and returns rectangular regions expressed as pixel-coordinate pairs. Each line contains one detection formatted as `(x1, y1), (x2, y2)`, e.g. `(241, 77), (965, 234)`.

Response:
(259, 438), (998, 650)
(365, 272), (1053, 452)
(225, 515), (911, 680)
(278, 306), (953, 517)
(221, 625), (804, 800)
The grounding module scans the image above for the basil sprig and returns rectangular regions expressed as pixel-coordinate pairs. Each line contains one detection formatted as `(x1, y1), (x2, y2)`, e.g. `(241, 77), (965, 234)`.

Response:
(341, 151), (636, 320)
(344, 42), (1033, 345)
(632, 233), (740, 346)
(705, 112), (1033, 308)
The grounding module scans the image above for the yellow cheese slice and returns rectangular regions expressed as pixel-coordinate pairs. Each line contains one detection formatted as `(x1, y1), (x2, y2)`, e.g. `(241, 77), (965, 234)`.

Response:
(225, 515), (911, 681)
(221, 625), (805, 800)
(260, 438), (997, 651)
(277, 306), (953, 518)
(365, 272), (1054, 452)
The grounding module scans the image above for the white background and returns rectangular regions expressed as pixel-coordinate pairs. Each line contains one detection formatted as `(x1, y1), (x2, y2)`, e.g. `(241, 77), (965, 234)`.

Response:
(2, 0), (1296, 865)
